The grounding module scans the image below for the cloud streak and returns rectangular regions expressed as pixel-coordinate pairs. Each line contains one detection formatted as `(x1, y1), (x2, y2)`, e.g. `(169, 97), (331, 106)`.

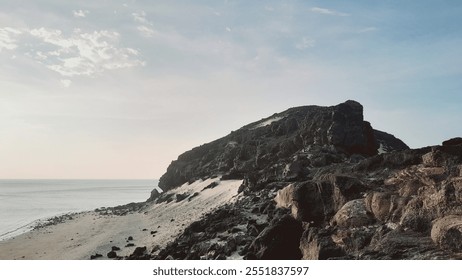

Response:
(137, 25), (155, 37)
(132, 11), (156, 38)
(132, 11), (149, 24)
(358, 27), (378, 33)
(73, 10), (89, 18)
(310, 7), (350, 17)
(0, 27), (22, 51)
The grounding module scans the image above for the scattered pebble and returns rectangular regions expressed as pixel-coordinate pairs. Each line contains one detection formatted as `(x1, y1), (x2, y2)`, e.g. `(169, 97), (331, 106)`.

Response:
(107, 251), (117, 259)
(90, 253), (102, 260)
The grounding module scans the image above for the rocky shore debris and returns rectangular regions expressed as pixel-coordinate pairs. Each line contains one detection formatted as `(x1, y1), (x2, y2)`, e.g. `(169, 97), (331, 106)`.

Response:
(130, 247), (147, 259)
(90, 253), (102, 260)
(107, 251), (117, 259)
(95, 202), (146, 216)
(33, 213), (77, 230)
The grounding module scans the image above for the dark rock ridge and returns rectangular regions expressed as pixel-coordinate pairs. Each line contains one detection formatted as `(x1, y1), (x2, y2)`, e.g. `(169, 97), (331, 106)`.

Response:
(157, 100), (408, 194)
(142, 100), (462, 260)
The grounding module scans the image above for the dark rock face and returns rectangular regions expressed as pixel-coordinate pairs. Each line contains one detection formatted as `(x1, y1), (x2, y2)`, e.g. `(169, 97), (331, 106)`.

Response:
(145, 101), (462, 260)
(443, 137), (462, 146)
(158, 100), (409, 192)
(300, 227), (346, 260)
(158, 101), (408, 192)
(147, 189), (161, 203)
(126, 247), (149, 260)
(374, 130), (410, 153)
(247, 215), (303, 259)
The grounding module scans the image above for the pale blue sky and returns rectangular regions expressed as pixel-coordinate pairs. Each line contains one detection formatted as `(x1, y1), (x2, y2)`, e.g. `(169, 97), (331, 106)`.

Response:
(1, 1), (461, 179)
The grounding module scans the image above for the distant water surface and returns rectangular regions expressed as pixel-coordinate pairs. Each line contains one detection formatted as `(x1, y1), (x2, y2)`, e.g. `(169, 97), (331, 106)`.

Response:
(0, 179), (156, 241)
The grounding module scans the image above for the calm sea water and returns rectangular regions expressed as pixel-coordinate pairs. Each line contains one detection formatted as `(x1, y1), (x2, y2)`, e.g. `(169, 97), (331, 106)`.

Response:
(0, 179), (157, 241)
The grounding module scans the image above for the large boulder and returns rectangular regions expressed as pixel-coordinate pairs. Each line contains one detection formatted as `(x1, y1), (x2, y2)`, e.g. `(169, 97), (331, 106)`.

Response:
(276, 175), (366, 225)
(365, 192), (409, 223)
(147, 188), (161, 203)
(331, 199), (374, 228)
(247, 215), (303, 259)
(300, 227), (345, 260)
(364, 228), (445, 259)
(431, 215), (462, 252)
(291, 181), (336, 224)
(274, 184), (295, 209)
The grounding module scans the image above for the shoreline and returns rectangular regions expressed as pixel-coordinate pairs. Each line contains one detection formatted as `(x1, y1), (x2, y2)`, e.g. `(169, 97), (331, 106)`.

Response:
(0, 211), (82, 243)
(0, 178), (242, 260)
(0, 179), (156, 245)
(0, 210), (159, 260)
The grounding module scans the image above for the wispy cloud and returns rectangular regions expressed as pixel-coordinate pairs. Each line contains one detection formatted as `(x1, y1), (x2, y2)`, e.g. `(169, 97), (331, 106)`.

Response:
(137, 25), (155, 37)
(358, 27), (378, 33)
(295, 37), (315, 50)
(310, 7), (350, 17)
(73, 10), (89, 18)
(132, 11), (149, 24)
(0, 27), (22, 51)
(27, 27), (144, 77)
(132, 11), (155, 38)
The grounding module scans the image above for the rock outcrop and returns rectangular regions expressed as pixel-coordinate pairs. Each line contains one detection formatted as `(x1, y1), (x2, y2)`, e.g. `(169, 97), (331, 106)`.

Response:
(158, 100), (408, 192)
(143, 100), (462, 260)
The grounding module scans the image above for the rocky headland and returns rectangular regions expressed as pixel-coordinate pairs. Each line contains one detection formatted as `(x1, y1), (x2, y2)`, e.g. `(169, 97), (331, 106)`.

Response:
(147, 100), (462, 260)
(2, 100), (461, 260)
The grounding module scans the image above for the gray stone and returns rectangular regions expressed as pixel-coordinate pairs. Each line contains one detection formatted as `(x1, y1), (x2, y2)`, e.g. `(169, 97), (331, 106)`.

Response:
(331, 199), (374, 228)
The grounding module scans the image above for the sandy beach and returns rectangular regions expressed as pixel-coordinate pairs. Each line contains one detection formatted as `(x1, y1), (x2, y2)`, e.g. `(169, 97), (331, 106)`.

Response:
(0, 178), (242, 260)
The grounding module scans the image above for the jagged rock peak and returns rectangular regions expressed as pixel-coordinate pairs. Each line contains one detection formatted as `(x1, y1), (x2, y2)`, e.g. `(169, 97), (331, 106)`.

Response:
(157, 100), (408, 191)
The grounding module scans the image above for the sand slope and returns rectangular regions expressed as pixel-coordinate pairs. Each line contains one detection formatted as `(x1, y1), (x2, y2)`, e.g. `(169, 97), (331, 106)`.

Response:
(0, 178), (242, 260)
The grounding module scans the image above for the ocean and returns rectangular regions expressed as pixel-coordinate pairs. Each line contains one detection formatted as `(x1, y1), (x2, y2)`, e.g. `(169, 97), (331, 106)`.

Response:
(0, 179), (156, 241)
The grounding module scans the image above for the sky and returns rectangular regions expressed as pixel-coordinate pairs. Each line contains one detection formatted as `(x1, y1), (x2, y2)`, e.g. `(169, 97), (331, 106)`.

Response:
(1, 0), (461, 179)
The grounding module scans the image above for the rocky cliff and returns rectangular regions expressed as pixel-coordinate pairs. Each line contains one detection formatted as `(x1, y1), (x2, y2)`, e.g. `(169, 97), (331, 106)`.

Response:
(142, 100), (462, 260)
